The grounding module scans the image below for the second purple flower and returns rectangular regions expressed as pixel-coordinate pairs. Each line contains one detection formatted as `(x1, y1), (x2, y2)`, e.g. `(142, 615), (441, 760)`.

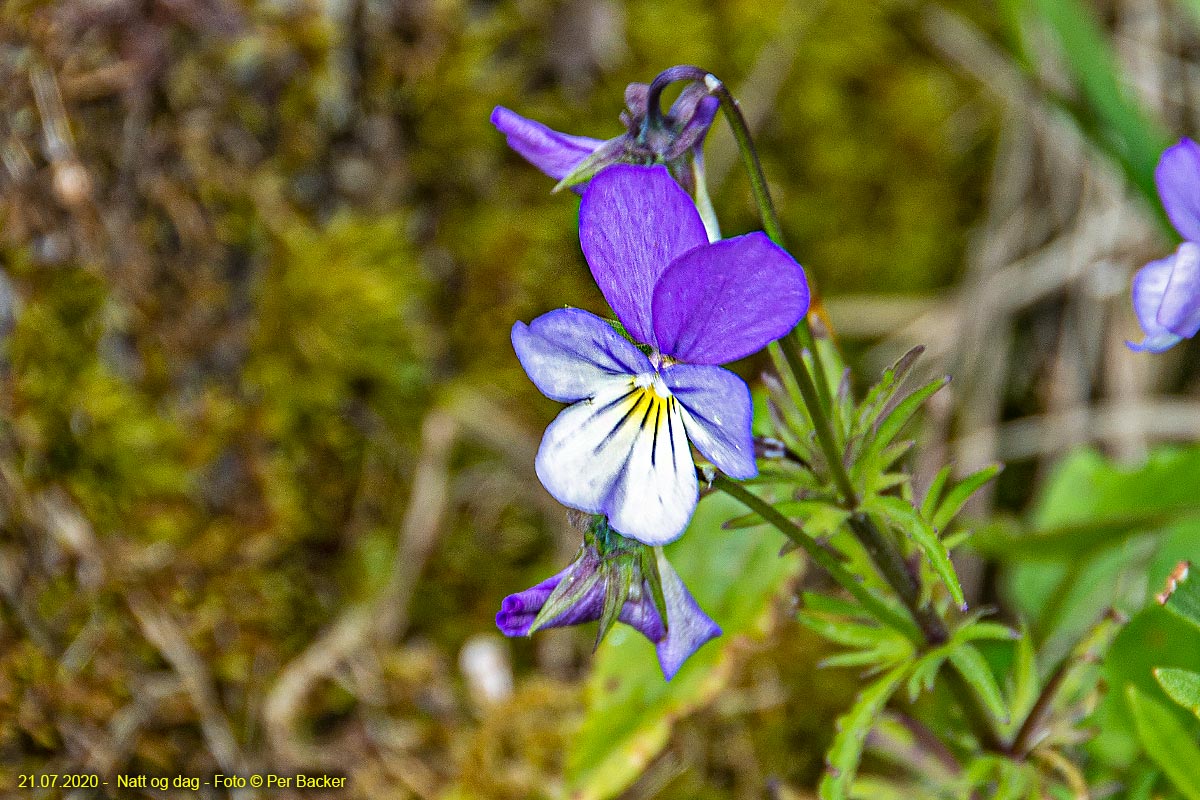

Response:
(1130, 138), (1200, 352)
(513, 164), (809, 545)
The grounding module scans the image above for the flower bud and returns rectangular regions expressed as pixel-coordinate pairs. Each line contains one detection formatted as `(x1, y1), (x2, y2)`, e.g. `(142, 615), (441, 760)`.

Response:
(492, 69), (720, 196)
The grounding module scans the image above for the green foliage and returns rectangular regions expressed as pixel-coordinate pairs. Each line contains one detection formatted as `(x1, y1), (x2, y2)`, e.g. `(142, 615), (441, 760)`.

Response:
(981, 446), (1200, 791)
(819, 664), (908, 800)
(865, 494), (965, 610)
(1156, 668), (1200, 719)
(1127, 685), (1200, 800)
(799, 593), (914, 670)
(984, 448), (1200, 649)
(924, 463), (1003, 532)
(1097, 607), (1200, 769)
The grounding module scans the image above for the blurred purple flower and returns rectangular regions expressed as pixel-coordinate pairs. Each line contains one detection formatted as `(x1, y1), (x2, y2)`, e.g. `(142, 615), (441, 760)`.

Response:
(1130, 139), (1200, 352)
(512, 165), (808, 545)
(496, 517), (720, 680)
(491, 82), (718, 193)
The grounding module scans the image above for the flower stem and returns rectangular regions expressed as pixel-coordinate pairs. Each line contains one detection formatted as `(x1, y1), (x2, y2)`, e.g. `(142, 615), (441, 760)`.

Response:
(650, 64), (1003, 752)
(647, 67), (835, 408)
(646, 67), (783, 244)
(776, 335), (856, 505)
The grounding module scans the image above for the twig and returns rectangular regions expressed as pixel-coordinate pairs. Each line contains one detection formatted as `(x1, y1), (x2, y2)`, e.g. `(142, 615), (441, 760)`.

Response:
(263, 409), (457, 767)
(127, 592), (253, 792)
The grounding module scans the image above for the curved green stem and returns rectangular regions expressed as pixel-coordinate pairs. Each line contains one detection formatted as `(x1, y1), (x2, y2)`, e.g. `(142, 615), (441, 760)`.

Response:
(646, 67), (784, 246)
(777, 335), (857, 505)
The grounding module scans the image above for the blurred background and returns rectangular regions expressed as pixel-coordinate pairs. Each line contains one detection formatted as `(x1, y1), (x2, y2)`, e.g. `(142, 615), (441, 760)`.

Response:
(1, 0), (1196, 797)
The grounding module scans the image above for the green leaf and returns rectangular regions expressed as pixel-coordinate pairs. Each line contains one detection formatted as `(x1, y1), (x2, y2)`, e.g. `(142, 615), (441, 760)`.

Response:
(949, 645), (1010, 725)
(723, 499), (849, 535)
(1155, 668), (1200, 719)
(973, 506), (1200, 560)
(871, 377), (947, 454)
(919, 464), (953, 520)
(801, 606), (914, 671)
(819, 663), (909, 800)
(907, 646), (951, 700)
(1127, 684), (1200, 800)
(995, 447), (1200, 650)
(931, 464), (1002, 531)
(1007, 627), (1038, 737)
(802, 591), (877, 621)
(1124, 768), (1162, 800)
(798, 612), (898, 651)
(953, 620), (1018, 644)
(847, 777), (919, 800)
(1095, 605), (1200, 769)
(867, 495), (965, 610)
(564, 493), (802, 800)
(854, 345), (925, 441)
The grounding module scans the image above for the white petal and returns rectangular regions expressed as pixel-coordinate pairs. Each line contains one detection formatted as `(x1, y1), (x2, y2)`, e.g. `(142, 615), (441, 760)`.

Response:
(535, 378), (698, 545)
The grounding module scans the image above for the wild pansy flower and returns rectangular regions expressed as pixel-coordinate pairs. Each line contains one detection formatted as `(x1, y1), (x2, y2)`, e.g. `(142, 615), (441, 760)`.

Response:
(491, 82), (718, 194)
(1130, 138), (1200, 352)
(496, 513), (720, 680)
(512, 164), (808, 545)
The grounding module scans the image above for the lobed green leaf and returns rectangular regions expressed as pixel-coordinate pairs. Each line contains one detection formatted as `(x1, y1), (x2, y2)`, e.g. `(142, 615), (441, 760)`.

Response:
(931, 463), (1002, 531)
(867, 495), (965, 610)
(819, 664), (909, 800)
(949, 645), (1010, 725)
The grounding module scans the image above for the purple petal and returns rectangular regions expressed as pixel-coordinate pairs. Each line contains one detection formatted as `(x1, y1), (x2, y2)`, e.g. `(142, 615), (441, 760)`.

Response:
(491, 106), (603, 181)
(535, 378), (698, 545)
(651, 232), (808, 364)
(1128, 252), (1185, 353)
(618, 588), (667, 643)
(663, 88), (719, 159)
(654, 552), (721, 680)
(513, 308), (652, 403)
(495, 573), (563, 636)
(496, 551), (609, 636)
(1156, 138), (1200, 242)
(1158, 242), (1200, 337)
(662, 364), (756, 479)
(579, 164), (710, 346)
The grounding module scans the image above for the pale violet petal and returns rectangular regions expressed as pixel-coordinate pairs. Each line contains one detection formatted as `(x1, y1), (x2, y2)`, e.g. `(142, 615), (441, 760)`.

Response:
(1159, 241), (1200, 338)
(654, 549), (721, 680)
(535, 378), (698, 546)
(662, 364), (756, 479)
(651, 232), (808, 365)
(491, 106), (603, 181)
(1129, 251), (1186, 352)
(1156, 138), (1200, 242)
(496, 572), (571, 636)
(513, 308), (653, 403)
